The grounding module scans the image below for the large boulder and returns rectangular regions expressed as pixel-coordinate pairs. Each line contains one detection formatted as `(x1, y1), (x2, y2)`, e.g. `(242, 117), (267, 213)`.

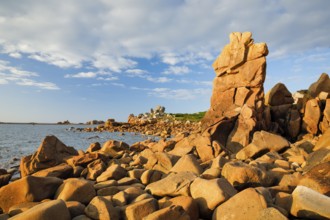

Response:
(20, 135), (78, 177)
(308, 73), (330, 98)
(162, 196), (199, 220)
(54, 178), (96, 205)
(221, 161), (270, 189)
(265, 83), (294, 106)
(299, 162), (330, 196)
(144, 205), (190, 220)
(124, 198), (158, 220)
(32, 163), (73, 179)
(190, 177), (237, 218)
(236, 130), (290, 160)
(100, 140), (129, 158)
(302, 98), (321, 135)
(0, 176), (63, 213)
(212, 188), (268, 220)
(290, 185), (330, 219)
(146, 171), (197, 197)
(9, 200), (70, 220)
(170, 154), (203, 175)
(85, 196), (119, 220)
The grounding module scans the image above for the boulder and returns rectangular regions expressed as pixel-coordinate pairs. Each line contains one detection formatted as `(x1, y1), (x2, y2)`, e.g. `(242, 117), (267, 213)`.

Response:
(221, 161), (268, 189)
(66, 153), (107, 168)
(290, 185), (330, 219)
(9, 200), (70, 220)
(8, 202), (40, 216)
(65, 201), (85, 218)
(85, 196), (119, 220)
(170, 154), (203, 175)
(255, 207), (288, 220)
(212, 188), (268, 220)
(96, 164), (127, 182)
(32, 163), (73, 179)
(72, 215), (92, 220)
(0, 176), (63, 213)
(308, 73), (330, 98)
(86, 159), (106, 180)
(144, 205), (190, 220)
(20, 135), (78, 177)
(190, 177), (237, 218)
(140, 170), (163, 185)
(236, 131), (290, 160)
(265, 83), (294, 106)
(86, 142), (101, 153)
(299, 162), (330, 196)
(302, 98), (321, 135)
(100, 140), (129, 157)
(163, 196), (199, 220)
(55, 178), (96, 205)
(146, 171), (197, 197)
(124, 198), (158, 220)
(303, 148), (330, 172)
(313, 128), (330, 151)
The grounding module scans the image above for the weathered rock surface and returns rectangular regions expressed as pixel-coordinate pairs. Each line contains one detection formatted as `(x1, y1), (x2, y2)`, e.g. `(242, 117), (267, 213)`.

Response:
(20, 135), (78, 177)
(9, 200), (71, 220)
(85, 196), (119, 220)
(55, 178), (96, 204)
(308, 73), (330, 98)
(124, 198), (158, 220)
(290, 185), (330, 219)
(299, 162), (330, 196)
(0, 176), (62, 213)
(190, 177), (237, 218)
(212, 188), (268, 220)
(32, 163), (73, 179)
(170, 154), (203, 175)
(202, 32), (268, 152)
(146, 171), (197, 197)
(236, 130), (290, 160)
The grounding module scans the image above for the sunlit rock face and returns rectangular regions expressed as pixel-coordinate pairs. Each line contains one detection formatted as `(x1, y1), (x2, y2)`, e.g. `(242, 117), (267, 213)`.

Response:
(202, 32), (269, 153)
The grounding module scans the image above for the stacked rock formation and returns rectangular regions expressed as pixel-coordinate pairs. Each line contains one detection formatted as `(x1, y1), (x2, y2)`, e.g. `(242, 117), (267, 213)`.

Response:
(202, 32), (269, 154)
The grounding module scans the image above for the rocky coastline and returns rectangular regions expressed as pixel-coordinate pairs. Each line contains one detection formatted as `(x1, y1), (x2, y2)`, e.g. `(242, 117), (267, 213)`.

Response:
(0, 32), (330, 220)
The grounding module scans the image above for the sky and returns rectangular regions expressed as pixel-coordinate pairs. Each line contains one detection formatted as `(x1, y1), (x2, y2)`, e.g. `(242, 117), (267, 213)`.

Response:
(0, 0), (330, 123)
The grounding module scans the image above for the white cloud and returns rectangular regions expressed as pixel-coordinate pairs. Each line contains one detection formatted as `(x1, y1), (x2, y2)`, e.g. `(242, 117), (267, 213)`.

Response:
(163, 66), (190, 75)
(16, 79), (59, 90)
(126, 69), (148, 77)
(65, 71), (97, 78)
(0, 79), (8, 84)
(148, 87), (211, 100)
(97, 76), (118, 81)
(146, 76), (172, 83)
(0, 0), (328, 72)
(0, 59), (59, 90)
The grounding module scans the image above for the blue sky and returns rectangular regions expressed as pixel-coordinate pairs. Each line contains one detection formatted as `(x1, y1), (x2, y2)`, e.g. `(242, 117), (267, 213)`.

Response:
(0, 0), (330, 123)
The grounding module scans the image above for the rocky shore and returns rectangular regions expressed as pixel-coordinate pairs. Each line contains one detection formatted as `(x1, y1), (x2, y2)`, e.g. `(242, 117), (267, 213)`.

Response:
(79, 106), (200, 138)
(0, 32), (330, 220)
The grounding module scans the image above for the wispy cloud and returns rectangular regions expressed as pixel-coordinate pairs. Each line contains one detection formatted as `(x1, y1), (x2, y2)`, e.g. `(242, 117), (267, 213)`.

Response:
(163, 66), (190, 75)
(65, 71), (97, 78)
(0, 60), (59, 90)
(148, 87), (211, 100)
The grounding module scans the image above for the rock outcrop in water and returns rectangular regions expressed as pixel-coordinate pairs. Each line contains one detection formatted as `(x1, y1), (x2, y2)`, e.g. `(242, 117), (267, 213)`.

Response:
(1, 32), (330, 220)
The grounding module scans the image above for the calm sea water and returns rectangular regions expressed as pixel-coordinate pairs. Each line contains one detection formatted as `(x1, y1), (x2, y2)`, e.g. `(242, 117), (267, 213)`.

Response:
(0, 124), (155, 170)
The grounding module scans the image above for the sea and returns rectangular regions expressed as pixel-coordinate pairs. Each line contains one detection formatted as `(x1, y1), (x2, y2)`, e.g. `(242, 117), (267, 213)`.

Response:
(0, 124), (156, 170)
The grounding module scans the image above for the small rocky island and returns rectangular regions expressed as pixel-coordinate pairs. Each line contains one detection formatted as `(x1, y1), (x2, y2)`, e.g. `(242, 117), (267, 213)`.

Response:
(0, 32), (329, 220)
